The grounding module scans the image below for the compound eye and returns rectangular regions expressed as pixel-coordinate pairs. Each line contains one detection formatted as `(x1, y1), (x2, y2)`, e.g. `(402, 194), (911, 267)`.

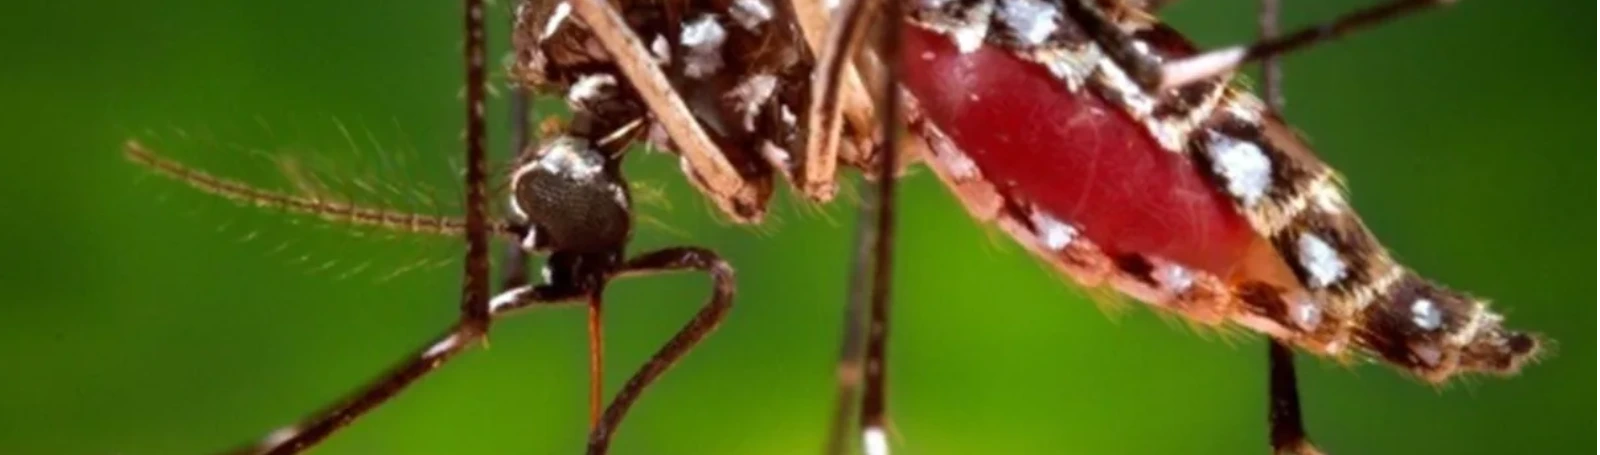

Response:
(509, 136), (632, 253)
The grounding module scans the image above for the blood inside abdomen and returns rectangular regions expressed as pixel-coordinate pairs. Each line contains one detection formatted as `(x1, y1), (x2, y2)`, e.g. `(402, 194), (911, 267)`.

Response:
(901, 25), (1261, 278)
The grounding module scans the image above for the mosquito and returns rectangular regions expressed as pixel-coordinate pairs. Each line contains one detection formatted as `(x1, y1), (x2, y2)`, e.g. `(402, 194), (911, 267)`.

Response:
(123, 0), (1543, 454)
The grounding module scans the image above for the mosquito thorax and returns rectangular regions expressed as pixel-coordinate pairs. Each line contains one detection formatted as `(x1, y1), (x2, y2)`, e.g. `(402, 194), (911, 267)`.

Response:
(510, 136), (632, 254)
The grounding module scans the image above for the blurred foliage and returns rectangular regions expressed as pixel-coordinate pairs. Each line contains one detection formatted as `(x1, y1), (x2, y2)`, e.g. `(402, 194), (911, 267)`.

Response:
(0, 1), (1590, 454)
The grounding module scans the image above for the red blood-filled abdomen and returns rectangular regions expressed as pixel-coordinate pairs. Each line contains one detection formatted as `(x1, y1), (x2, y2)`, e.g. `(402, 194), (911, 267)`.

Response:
(901, 26), (1255, 275)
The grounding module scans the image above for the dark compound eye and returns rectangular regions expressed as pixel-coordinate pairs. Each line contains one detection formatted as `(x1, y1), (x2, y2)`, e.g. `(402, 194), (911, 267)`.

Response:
(510, 135), (632, 254)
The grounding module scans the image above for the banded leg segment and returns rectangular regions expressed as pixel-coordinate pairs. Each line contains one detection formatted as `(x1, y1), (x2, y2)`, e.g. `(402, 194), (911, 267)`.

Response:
(1056, 0), (1459, 90)
(232, 1), (503, 453)
(239, 286), (586, 455)
(859, 0), (906, 452)
(586, 247), (737, 455)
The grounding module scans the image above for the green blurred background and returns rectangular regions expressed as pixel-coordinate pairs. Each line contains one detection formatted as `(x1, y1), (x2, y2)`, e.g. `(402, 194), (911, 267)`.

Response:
(1, 1), (1590, 454)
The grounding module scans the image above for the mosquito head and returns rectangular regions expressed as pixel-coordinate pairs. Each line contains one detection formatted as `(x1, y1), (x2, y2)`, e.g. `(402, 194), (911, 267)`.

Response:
(510, 135), (632, 254)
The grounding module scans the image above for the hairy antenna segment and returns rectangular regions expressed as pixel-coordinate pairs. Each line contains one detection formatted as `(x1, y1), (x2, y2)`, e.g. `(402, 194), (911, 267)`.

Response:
(125, 141), (520, 240)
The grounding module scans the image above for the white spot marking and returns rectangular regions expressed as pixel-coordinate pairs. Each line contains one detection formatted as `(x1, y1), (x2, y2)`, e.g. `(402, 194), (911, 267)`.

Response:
(761, 142), (791, 170)
(1296, 234), (1347, 289)
(1411, 298), (1443, 331)
(650, 35), (672, 64)
(729, 0), (774, 31)
(779, 104), (797, 128)
(542, 2), (572, 40)
(680, 15), (728, 79)
(540, 266), (553, 285)
(262, 425), (299, 447)
(1155, 263), (1194, 294)
(491, 285), (533, 312)
(998, 0), (1059, 45)
(521, 228), (539, 251)
(1029, 210), (1078, 251)
(1206, 131), (1273, 207)
(863, 425), (890, 455)
(728, 74), (779, 130)
(948, 18), (990, 54)
(567, 74), (616, 107)
(1291, 295), (1322, 331)
(537, 138), (603, 181)
(423, 333), (461, 358)
(608, 183), (629, 208)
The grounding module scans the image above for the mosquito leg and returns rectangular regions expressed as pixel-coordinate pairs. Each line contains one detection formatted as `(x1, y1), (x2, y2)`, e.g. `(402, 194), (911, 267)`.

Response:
(1256, 2), (1319, 454)
(1159, 0), (1458, 89)
(1267, 341), (1320, 455)
(235, 286), (584, 455)
(788, 0), (878, 174)
(798, 0), (883, 202)
(585, 247), (736, 455)
(858, 1), (905, 452)
(825, 191), (878, 455)
(235, 1), (501, 453)
(1060, 0), (1455, 91)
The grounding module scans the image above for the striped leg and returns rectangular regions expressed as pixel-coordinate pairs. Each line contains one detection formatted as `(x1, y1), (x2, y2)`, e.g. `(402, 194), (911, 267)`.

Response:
(1257, 1), (1318, 454)
(224, 1), (499, 452)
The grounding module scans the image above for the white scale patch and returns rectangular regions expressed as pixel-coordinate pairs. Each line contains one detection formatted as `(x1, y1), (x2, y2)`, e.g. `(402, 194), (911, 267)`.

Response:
(1290, 295), (1322, 330)
(262, 425), (300, 446)
(566, 74), (616, 107)
(1411, 298), (1443, 331)
(1154, 263), (1194, 294)
(520, 227), (539, 251)
(608, 183), (630, 208)
(491, 285), (533, 312)
(681, 15), (728, 79)
(729, 0), (773, 31)
(541, 1), (572, 40)
(863, 425), (890, 455)
(650, 35), (672, 64)
(1028, 210), (1078, 251)
(728, 73), (779, 131)
(1296, 233), (1347, 289)
(1205, 131), (1273, 207)
(536, 138), (604, 181)
(997, 0), (1059, 45)
(423, 333), (461, 358)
